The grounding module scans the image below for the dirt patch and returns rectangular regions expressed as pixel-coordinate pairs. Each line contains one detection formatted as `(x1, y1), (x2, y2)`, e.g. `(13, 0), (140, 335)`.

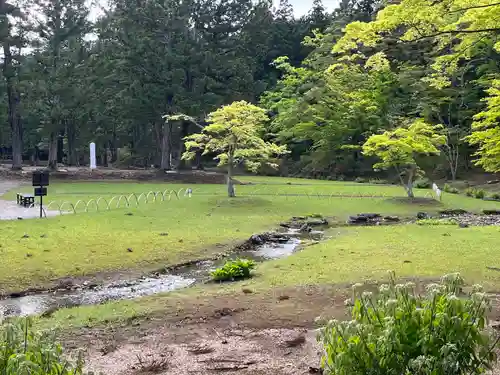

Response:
(0, 166), (228, 184)
(66, 286), (348, 375)
(62, 284), (500, 374)
(386, 197), (441, 206)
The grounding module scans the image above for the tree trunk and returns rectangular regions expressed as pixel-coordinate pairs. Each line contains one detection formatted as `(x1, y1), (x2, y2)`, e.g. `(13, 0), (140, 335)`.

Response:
(177, 121), (189, 170)
(10, 111), (22, 170)
(47, 132), (58, 170)
(195, 150), (204, 170)
(67, 123), (78, 166)
(405, 166), (415, 198)
(159, 122), (172, 170)
(57, 129), (64, 163)
(2, 40), (23, 170)
(227, 150), (235, 198)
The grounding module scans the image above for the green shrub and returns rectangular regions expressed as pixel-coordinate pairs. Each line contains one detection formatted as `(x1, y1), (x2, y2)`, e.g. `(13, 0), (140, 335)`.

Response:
(354, 177), (366, 183)
(318, 272), (498, 375)
(413, 178), (431, 189)
(474, 189), (486, 199)
(416, 218), (457, 226)
(0, 318), (84, 374)
(490, 192), (500, 200)
(443, 183), (459, 194)
(465, 187), (476, 197)
(211, 259), (255, 281)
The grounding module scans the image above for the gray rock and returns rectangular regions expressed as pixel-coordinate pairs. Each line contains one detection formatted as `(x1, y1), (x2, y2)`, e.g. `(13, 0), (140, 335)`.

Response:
(417, 212), (429, 219)
(439, 209), (468, 216)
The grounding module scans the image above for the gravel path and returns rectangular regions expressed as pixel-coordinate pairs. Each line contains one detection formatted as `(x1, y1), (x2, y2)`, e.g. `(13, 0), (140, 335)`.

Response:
(0, 181), (59, 220)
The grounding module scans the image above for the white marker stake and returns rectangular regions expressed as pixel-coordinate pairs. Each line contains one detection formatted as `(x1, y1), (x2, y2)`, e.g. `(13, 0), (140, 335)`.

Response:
(90, 142), (96, 170)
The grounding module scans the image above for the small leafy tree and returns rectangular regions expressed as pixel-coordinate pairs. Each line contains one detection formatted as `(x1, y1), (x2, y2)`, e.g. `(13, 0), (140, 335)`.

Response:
(362, 120), (445, 198)
(318, 272), (499, 375)
(182, 101), (288, 197)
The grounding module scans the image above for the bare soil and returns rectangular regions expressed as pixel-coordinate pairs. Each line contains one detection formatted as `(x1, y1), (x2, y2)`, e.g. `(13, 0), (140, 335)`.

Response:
(63, 285), (500, 375)
(0, 165), (227, 184)
(67, 286), (349, 375)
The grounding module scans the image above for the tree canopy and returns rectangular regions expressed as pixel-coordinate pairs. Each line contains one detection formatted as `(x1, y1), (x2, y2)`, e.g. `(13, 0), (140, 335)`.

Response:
(183, 101), (288, 196)
(1, 0), (500, 182)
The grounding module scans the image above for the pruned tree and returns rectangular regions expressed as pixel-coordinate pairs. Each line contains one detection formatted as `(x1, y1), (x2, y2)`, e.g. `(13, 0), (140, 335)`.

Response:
(363, 119), (445, 198)
(182, 101), (288, 197)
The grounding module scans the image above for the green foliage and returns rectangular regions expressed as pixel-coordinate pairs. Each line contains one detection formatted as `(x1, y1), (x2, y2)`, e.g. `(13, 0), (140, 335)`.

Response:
(465, 188), (476, 197)
(467, 80), (500, 172)
(354, 177), (366, 183)
(0, 318), (84, 374)
(443, 183), (459, 194)
(211, 259), (256, 282)
(413, 178), (431, 189)
(489, 192), (500, 200)
(465, 188), (486, 199)
(363, 120), (445, 197)
(363, 120), (445, 171)
(183, 101), (288, 183)
(318, 272), (498, 375)
(416, 218), (457, 226)
(474, 189), (486, 200)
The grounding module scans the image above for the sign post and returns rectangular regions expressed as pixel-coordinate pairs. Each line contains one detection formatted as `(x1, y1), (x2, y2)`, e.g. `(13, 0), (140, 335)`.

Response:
(32, 171), (49, 218)
(90, 142), (96, 170)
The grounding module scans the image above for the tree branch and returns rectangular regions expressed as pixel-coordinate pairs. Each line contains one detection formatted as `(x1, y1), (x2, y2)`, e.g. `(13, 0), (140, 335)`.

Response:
(450, 2), (500, 13)
(409, 27), (500, 41)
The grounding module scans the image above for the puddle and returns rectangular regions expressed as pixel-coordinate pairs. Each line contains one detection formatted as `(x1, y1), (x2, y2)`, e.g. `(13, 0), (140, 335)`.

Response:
(0, 228), (323, 318)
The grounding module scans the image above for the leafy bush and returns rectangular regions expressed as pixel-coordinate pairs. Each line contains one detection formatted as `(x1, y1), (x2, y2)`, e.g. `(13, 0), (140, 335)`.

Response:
(443, 183), (459, 194)
(465, 187), (476, 197)
(318, 272), (498, 375)
(413, 178), (431, 189)
(0, 318), (84, 374)
(474, 189), (486, 199)
(354, 177), (366, 183)
(465, 187), (487, 199)
(211, 259), (255, 281)
(416, 218), (457, 226)
(490, 192), (500, 200)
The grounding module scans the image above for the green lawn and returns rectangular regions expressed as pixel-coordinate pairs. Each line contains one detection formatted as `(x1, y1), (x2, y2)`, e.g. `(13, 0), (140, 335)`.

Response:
(0, 177), (499, 296)
(39, 223), (500, 330)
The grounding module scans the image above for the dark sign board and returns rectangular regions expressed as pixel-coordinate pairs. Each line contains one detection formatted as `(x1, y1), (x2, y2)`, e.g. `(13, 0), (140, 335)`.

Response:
(32, 170), (50, 187)
(34, 187), (48, 197)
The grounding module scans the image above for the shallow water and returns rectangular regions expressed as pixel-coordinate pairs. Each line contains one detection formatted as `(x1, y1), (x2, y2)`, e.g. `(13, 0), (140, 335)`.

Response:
(0, 233), (313, 318)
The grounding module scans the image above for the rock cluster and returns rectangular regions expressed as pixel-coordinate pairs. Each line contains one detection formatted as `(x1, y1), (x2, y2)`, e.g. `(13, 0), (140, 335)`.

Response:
(347, 213), (400, 225)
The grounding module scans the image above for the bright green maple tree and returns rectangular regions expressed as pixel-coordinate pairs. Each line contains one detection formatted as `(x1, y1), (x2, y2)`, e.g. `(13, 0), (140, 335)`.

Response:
(363, 119), (446, 198)
(467, 80), (500, 172)
(182, 101), (288, 197)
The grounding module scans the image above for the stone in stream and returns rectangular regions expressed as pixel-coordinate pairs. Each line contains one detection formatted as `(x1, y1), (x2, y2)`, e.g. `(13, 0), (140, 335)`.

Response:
(416, 212), (429, 220)
(348, 213), (381, 224)
(383, 216), (400, 222)
(483, 209), (500, 215)
(306, 218), (328, 226)
(439, 209), (468, 216)
(249, 234), (265, 245)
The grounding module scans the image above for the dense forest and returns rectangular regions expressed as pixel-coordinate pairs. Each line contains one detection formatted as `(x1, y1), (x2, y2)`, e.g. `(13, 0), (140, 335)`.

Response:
(1, 0), (500, 181)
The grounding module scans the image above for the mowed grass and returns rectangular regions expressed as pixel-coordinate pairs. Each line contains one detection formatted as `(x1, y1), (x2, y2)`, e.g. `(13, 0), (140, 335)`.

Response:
(39, 224), (500, 330)
(1, 177), (499, 295)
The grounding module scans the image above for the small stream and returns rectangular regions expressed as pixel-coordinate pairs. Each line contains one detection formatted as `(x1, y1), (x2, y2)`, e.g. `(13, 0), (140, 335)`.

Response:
(0, 227), (326, 318)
